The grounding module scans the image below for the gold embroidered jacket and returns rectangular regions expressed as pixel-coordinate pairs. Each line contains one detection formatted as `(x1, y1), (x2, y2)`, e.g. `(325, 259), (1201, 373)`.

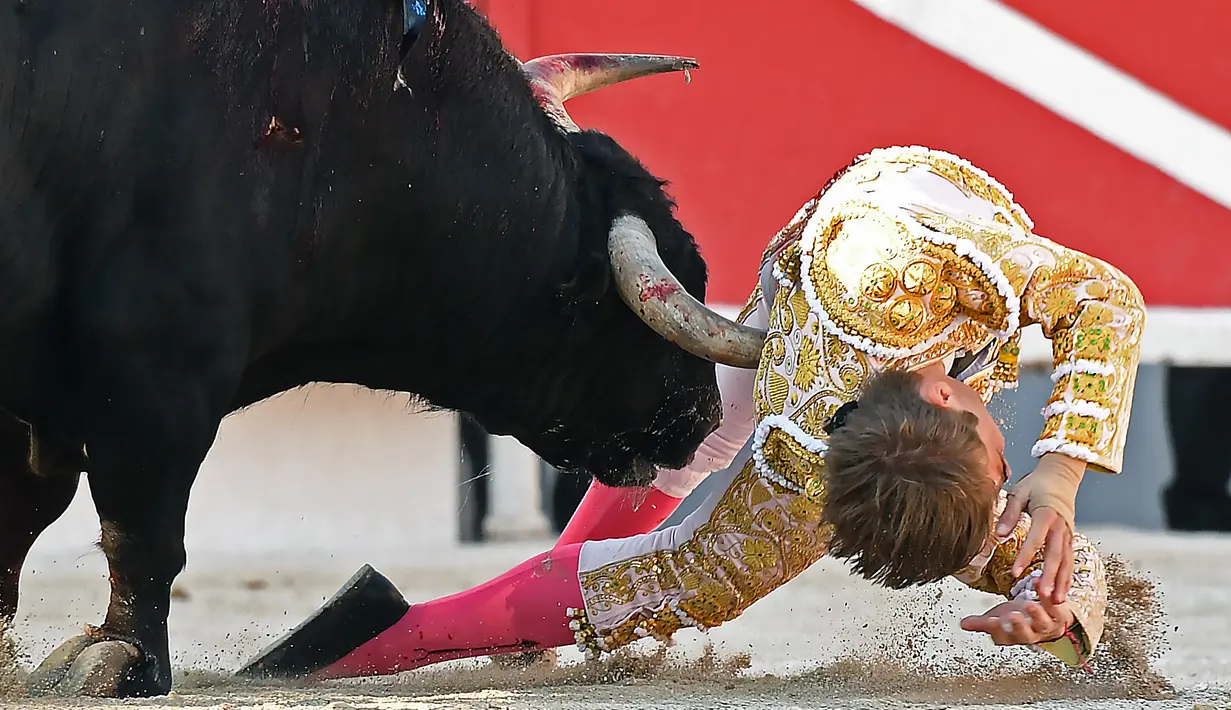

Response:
(744, 145), (1143, 665)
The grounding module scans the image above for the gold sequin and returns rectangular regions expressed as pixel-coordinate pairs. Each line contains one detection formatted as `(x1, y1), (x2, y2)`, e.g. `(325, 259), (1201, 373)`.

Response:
(887, 296), (926, 332)
(861, 262), (898, 302)
(901, 259), (940, 295)
(931, 281), (957, 317)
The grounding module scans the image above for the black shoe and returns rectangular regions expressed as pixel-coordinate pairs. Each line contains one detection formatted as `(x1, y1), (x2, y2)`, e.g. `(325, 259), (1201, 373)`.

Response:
(1162, 486), (1231, 532)
(234, 564), (410, 679)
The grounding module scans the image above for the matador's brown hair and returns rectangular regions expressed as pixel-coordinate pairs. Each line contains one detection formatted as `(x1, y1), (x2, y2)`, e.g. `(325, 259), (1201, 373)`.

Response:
(820, 369), (998, 589)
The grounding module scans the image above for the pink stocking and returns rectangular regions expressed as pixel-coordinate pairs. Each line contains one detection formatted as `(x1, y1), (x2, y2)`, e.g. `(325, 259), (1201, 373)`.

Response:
(316, 544), (585, 679)
(553, 479), (683, 549)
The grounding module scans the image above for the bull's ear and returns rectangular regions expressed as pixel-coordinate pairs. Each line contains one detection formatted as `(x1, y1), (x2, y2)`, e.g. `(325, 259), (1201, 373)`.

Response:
(555, 264), (610, 321)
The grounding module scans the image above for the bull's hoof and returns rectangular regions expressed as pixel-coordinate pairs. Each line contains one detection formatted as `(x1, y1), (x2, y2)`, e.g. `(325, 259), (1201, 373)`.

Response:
(489, 649), (558, 669)
(28, 635), (146, 697)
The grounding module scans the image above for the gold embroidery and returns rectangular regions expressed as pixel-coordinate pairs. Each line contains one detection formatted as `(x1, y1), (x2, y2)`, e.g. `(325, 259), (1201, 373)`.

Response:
(575, 147), (1131, 664)
(762, 201), (819, 265)
(860, 262), (898, 301)
(806, 202), (1008, 348)
(754, 282), (870, 434)
(1073, 326), (1113, 361)
(577, 460), (832, 652)
(887, 296), (927, 332)
(760, 427), (826, 499)
(765, 371), (790, 418)
(990, 332), (1021, 385)
(1042, 288), (1081, 324)
(844, 147), (1033, 233)
(1040, 415), (1062, 440)
(776, 243), (802, 285)
(1020, 236), (1144, 472)
(901, 259), (940, 295)
(787, 288), (811, 333)
(1000, 258), (1029, 294)
(913, 210), (1020, 269)
(799, 400), (829, 437)
(1077, 301), (1115, 327)
(1072, 372), (1112, 402)
(1063, 413), (1103, 447)
(792, 336), (822, 390)
(931, 280), (957, 317)
(737, 284), (763, 324)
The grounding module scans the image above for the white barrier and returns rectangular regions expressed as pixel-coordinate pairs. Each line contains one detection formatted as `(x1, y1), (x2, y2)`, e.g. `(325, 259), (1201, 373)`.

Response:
(482, 435), (553, 541)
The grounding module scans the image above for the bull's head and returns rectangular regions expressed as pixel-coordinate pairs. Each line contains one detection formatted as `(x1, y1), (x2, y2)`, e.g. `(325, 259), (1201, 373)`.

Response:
(521, 54), (768, 370)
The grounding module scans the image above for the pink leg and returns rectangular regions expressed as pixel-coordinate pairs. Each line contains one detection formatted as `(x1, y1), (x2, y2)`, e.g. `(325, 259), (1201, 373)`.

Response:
(316, 544), (586, 679)
(553, 480), (683, 549)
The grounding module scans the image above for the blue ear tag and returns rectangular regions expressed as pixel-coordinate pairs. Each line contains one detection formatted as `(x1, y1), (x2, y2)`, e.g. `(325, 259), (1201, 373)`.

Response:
(403, 0), (427, 39)
(396, 0), (428, 92)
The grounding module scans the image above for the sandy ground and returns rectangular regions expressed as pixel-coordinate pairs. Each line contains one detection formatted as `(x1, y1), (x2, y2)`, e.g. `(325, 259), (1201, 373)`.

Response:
(3, 527), (1231, 710)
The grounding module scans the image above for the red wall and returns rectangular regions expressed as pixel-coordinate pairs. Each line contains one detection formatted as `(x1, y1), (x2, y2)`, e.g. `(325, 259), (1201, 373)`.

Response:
(473, 1), (1231, 308)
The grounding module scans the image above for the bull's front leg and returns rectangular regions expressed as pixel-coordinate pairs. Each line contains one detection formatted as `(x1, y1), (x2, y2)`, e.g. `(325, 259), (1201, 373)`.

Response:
(27, 289), (242, 698)
(26, 409), (223, 697)
(26, 458), (200, 698)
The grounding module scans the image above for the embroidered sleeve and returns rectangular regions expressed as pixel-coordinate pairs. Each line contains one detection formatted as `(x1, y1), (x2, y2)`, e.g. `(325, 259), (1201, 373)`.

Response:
(1019, 244), (1145, 474)
(952, 492), (1107, 669)
(737, 282), (766, 326)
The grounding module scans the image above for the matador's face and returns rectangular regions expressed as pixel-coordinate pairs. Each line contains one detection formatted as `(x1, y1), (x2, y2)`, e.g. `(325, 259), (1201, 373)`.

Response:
(918, 367), (1011, 489)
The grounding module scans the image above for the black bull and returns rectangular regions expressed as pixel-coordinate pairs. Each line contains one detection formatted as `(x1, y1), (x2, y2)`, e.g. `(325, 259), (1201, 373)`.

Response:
(0, 0), (768, 698)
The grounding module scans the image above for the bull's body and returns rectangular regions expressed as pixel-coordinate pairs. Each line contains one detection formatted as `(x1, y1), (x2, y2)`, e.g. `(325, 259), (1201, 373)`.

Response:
(0, 0), (743, 696)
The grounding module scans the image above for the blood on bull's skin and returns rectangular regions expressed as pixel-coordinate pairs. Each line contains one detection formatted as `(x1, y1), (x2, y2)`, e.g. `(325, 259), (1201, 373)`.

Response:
(0, 0), (766, 698)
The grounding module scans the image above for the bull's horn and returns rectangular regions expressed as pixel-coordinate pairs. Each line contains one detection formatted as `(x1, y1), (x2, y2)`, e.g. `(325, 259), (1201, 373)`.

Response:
(608, 214), (766, 369)
(521, 53), (698, 132)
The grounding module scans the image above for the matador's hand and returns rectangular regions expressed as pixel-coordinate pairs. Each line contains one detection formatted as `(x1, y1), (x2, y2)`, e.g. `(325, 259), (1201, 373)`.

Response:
(996, 453), (1086, 605)
(960, 597), (1074, 647)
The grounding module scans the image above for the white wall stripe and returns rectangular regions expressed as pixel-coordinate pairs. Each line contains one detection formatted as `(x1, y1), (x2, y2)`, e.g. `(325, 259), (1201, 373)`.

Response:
(847, 0), (1231, 212)
(711, 304), (1231, 366)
